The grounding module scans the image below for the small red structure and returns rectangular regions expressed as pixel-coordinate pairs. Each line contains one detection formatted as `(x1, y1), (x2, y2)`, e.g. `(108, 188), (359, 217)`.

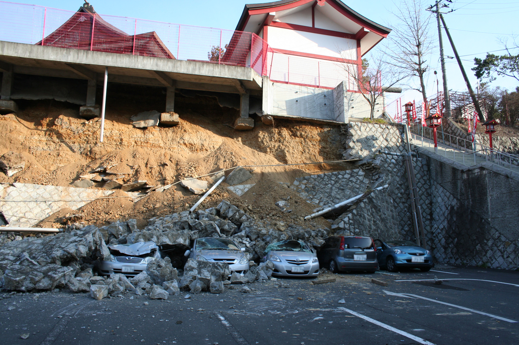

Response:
(483, 119), (499, 151)
(404, 102), (413, 127)
(425, 112), (443, 151)
(37, 2), (175, 59)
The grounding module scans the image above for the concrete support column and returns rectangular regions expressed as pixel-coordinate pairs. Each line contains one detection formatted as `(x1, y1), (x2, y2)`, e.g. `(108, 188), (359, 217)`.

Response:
(79, 79), (100, 119)
(240, 91), (250, 119)
(160, 85), (179, 127)
(234, 90), (254, 130)
(0, 66), (19, 114)
(1, 68), (13, 100)
(261, 75), (274, 125)
(86, 79), (96, 106)
(165, 86), (175, 112)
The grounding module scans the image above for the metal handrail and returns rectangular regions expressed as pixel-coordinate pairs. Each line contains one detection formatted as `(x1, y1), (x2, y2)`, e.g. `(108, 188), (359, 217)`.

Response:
(410, 132), (519, 172)
(411, 126), (519, 168)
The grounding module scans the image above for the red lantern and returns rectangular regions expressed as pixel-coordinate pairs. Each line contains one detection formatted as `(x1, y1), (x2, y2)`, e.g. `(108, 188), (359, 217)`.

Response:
(482, 119), (499, 150)
(425, 113), (443, 150)
(404, 102), (413, 126)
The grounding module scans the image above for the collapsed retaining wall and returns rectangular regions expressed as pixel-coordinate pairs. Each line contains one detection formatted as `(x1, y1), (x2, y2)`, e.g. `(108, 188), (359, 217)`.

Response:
(292, 122), (415, 242)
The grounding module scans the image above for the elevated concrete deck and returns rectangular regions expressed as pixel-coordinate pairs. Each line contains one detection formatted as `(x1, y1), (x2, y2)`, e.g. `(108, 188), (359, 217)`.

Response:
(0, 41), (262, 95)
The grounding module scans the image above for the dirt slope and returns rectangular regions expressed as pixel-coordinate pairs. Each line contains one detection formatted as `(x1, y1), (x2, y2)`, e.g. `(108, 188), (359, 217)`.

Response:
(0, 90), (347, 230)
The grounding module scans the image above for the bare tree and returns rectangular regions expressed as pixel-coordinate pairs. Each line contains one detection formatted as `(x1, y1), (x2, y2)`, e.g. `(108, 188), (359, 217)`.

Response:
(344, 56), (406, 120)
(386, 0), (435, 105)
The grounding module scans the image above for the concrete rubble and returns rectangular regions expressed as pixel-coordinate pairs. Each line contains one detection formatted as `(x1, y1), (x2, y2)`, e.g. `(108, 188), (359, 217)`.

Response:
(0, 199), (330, 298)
(0, 151), (26, 177)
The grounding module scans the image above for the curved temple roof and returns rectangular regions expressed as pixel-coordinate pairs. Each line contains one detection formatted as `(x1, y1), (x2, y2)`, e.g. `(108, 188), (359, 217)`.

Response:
(236, 0), (391, 56)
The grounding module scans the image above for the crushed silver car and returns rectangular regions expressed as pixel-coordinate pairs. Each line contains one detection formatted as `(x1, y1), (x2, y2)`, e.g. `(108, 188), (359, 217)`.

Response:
(98, 241), (161, 277)
(262, 240), (319, 278)
(185, 237), (249, 273)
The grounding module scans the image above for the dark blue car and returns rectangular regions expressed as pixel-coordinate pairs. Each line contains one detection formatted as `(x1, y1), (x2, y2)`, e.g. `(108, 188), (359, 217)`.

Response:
(374, 239), (434, 272)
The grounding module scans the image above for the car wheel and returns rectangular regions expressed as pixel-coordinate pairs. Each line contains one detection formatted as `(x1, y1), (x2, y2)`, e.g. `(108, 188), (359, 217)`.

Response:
(420, 267), (431, 272)
(329, 260), (338, 273)
(386, 257), (397, 272)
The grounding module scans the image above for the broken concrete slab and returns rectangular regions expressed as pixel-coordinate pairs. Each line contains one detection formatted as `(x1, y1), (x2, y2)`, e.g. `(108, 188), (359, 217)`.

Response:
(121, 181), (147, 192)
(79, 105), (100, 119)
(233, 117), (254, 131)
(226, 167), (253, 186)
(227, 184), (255, 197)
(149, 285), (169, 300)
(0, 227), (110, 292)
(131, 110), (160, 128)
(163, 280), (180, 295)
(179, 259), (231, 292)
(73, 179), (94, 188)
(90, 284), (109, 300)
(180, 178), (208, 195)
(0, 183), (113, 227)
(0, 100), (19, 114)
(160, 112), (180, 127)
(103, 180), (122, 190)
(146, 257), (178, 285)
(0, 152), (25, 177)
(210, 281), (225, 294)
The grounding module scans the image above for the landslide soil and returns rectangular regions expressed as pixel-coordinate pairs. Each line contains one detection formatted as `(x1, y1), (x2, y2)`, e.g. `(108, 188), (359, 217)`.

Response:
(0, 85), (349, 230)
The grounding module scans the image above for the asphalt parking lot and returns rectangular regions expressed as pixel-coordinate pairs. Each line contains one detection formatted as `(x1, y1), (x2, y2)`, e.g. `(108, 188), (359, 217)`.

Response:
(1, 265), (518, 345)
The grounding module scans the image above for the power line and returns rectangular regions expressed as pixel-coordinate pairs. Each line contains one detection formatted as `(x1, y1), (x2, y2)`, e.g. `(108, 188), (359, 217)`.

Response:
(448, 28), (517, 36)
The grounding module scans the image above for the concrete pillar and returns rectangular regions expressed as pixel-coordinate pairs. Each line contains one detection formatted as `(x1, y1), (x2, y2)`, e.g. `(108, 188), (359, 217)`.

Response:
(165, 86), (175, 112)
(79, 79), (100, 119)
(234, 90), (254, 130)
(1, 69), (13, 100)
(160, 86), (179, 126)
(0, 68), (18, 114)
(86, 79), (96, 106)
(240, 91), (250, 119)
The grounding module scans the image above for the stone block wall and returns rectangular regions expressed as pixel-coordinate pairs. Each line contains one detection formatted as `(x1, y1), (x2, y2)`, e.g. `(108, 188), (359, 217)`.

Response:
(414, 148), (519, 269)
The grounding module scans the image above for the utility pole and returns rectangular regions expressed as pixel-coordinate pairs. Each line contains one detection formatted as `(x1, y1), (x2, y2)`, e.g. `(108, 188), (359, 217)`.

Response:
(429, 1), (452, 118)
(440, 14), (485, 123)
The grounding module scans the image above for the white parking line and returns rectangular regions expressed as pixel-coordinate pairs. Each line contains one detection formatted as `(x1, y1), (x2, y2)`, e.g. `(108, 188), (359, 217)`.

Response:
(430, 270), (459, 275)
(395, 278), (519, 288)
(215, 312), (249, 345)
(383, 290), (517, 324)
(337, 307), (436, 345)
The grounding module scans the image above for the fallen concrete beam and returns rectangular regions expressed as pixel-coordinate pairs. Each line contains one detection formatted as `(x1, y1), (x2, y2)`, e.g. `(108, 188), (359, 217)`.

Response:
(305, 185), (389, 220)
(0, 227), (61, 233)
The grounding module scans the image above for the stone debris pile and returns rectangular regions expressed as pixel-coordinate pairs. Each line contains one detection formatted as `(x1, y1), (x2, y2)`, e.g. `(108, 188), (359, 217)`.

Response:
(0, 200), (330, 298)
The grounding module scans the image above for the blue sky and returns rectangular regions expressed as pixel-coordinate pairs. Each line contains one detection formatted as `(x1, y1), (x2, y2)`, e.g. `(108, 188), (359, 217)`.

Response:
(3, 0), (519, 107)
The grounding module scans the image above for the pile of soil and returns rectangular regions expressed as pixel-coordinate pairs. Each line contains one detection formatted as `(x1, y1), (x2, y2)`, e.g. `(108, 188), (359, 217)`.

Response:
(0, 88), (348, 230)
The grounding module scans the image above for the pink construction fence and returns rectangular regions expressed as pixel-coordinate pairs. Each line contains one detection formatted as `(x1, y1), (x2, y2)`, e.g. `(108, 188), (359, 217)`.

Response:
(0, 1), (358, 90)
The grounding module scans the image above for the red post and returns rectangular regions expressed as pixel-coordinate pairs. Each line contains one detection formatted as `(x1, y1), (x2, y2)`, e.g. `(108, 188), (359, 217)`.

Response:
(90, 15), (96, 51)
(489, 132), (493, 151)
(219, 29), (222, 65)
(177, 25), (181, 59)
(41, 8), (47, 46)
(287, 56), (290, 83)
(433, 127), (438, 148)
(132, 19), (137, 55)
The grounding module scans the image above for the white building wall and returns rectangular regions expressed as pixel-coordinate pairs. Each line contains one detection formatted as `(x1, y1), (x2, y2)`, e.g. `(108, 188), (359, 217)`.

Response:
(267, 52), (358, 89)
(314, 8), (351, 33)
(275, 7), (312, 26)
(268, 27), (357, 60)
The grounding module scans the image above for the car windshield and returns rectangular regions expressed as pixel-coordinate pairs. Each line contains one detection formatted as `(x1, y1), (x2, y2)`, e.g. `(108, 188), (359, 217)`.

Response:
(386, 240), (417, 247)
(265, 240), (311, 254)
(343, 237), (373, 249)
(196, 238), (239, 250)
